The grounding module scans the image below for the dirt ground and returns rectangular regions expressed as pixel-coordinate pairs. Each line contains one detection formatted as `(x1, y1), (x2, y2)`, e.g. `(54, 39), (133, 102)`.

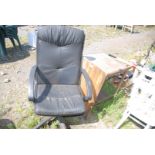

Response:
(0, 25), (155, 129)
(85, 29), (155, 58)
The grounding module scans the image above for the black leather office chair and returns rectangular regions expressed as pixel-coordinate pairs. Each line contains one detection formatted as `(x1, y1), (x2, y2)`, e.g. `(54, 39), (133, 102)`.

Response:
(28, 26), (92, 129)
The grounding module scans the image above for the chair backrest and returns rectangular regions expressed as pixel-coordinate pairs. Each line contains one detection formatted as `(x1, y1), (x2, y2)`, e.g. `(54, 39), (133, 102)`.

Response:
(3, 26), (18, 38)
(36, 25), (85, 85)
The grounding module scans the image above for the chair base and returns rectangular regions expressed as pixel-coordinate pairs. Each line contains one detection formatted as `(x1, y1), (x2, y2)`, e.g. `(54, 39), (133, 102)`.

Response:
(34, 116), (70, 129)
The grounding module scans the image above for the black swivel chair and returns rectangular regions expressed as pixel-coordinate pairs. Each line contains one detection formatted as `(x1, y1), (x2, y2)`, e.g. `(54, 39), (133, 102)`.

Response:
(28, 26), (92, 129)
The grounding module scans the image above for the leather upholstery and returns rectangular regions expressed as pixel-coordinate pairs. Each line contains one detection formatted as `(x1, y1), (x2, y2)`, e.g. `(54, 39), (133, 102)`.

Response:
(35, 84), (85, 116)
(36, 26), (85, 85)
(31, 26), (86, 116)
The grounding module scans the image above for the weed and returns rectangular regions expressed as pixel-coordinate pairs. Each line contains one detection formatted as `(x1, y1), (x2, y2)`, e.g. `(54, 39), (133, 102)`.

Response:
(92, 81), (137, 128)
(50, 120), (59, 129)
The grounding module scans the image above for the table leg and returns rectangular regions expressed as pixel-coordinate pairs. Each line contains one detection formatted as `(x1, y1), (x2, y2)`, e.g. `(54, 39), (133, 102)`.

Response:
(115, 69), (129, 94)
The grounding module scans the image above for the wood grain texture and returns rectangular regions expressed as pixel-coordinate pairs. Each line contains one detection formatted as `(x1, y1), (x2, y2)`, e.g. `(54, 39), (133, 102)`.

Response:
(80, 59), (106, 110)
(80, 54), (131, 111)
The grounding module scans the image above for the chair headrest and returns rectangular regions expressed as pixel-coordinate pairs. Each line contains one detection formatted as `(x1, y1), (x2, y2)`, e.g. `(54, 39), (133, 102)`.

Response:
(37, 26), (85, 47)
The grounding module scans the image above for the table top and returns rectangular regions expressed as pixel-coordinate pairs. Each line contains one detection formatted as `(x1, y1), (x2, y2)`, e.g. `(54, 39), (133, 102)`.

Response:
(83, 53), (131, 77)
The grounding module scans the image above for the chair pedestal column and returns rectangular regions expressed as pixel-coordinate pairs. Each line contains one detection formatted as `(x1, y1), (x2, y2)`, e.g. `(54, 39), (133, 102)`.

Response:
(34, 116), (55, 129)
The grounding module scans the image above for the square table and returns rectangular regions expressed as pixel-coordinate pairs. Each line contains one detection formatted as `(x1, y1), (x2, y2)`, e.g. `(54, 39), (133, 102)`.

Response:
(80, 53), (132, 111)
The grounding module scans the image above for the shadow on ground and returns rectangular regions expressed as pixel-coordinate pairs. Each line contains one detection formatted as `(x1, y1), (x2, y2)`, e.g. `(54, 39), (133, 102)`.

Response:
(0, 119), (16, 129)
(0, 44), (35, 64)
(64, 111), (99, 126)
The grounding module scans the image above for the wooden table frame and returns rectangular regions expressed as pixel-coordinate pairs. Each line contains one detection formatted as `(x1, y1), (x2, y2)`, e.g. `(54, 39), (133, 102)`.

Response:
(80, 53), (132, 111)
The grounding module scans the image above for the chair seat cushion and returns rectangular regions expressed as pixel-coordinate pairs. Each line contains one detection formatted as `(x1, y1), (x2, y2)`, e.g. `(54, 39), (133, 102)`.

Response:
(35, 84), (85, 116)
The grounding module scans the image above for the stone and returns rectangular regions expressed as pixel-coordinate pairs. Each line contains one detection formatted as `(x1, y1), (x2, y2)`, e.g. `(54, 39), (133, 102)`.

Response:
(17, 70), (21, 74)
(4, 79), (11, 83)
(0, 72), (7, 76)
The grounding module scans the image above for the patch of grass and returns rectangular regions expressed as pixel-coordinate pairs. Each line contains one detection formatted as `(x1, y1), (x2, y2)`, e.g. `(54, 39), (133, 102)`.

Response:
(14, 101), (40, 128)
(6, 123), (16, 129)
(50, 120), (59, 129)
(102, 80), (116, 95)
(121, 119), (139, 129)
(20, 115), (40, 128)
(92, 81), (137, 128)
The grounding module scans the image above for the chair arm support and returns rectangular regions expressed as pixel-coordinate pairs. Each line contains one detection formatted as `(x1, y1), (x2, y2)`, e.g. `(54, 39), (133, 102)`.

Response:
(81, 68), (93, 102)
(28, 65), (37, 101)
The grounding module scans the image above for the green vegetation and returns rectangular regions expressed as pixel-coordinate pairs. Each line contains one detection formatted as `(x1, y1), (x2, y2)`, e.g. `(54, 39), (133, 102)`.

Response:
(92, 81), (137, 128)
(15, 102), (40, 128)
(50, 120), (59, 129)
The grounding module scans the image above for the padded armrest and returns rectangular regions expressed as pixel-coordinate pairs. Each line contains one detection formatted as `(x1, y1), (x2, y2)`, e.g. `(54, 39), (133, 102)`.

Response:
(81, 68), (92, 101)
(28, 65), (37, 101)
